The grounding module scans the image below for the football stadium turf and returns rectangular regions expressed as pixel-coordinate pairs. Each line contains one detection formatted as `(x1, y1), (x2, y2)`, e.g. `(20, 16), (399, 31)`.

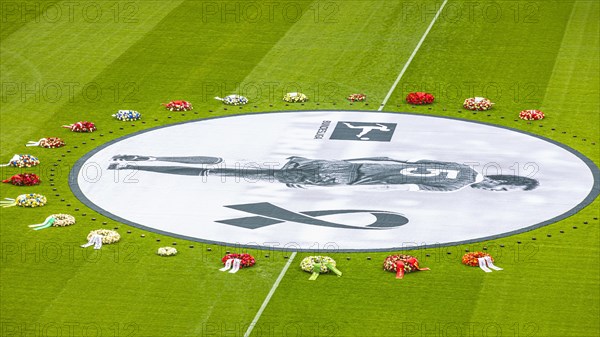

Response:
(1, 1), (598, 336)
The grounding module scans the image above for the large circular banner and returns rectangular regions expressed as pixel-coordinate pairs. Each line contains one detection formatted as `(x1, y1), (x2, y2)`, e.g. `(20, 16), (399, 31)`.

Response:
(71, 111), (599, 251)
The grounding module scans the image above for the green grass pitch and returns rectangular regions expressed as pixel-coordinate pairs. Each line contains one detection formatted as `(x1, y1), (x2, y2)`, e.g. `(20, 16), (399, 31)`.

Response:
(1, 1), (598, 336)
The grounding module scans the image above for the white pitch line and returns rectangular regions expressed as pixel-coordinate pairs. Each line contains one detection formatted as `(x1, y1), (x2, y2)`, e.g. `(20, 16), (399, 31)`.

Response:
(378, 0), (448, 111)
(243, 251), (297, 337)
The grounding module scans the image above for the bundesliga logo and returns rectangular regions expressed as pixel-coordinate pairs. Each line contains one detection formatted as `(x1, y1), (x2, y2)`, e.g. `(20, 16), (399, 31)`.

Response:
(329, 121), (397, 142)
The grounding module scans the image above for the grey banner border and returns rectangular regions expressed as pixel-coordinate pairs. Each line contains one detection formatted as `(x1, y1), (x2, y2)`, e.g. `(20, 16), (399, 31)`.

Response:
(69, 110), (600, 252)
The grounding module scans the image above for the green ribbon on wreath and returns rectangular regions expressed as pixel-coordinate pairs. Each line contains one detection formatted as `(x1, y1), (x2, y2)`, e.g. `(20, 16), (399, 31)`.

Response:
(325, 263), (342, 277)
(309, 263), (322, 281)
(28, 215), (55, 230)
(308, 262), (343, 280)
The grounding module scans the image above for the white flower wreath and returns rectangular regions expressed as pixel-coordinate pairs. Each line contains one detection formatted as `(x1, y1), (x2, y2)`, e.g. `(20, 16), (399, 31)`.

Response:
(157, 246), (178, 256)
(283, 92), (308, 103)
(113, 110), (141, 121)
(52, 214), (76, 227)
(87, 229), (120, 244)
(216, 95), (249, 105)
(463, 97), (494, 111)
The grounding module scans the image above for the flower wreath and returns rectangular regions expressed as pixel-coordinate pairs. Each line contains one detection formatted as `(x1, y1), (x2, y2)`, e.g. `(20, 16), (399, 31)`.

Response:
(163, 100), (193, 111)
(347, 94), (366, 102)
(461, 252), (493, 267)
(519, 109), (545, 121)
(463, 97), (494, 111)
(87, 229), (120, 244)
(383, 255), (430, 279)
(113, 110), (141, 121)
(2, 173), (41, 186)
(29, 214), (75, 230)
(283, 92), (308, 103)
(63, 121), (97, 132)
(406, 92), (435, 105)
(158, 246), (178, 256)
(215, 95), (249, 106)
(26, 137), (65, 148)
(221, 253), (255, 268)
(1, 193), (47, 208)
(300, 256), (342, 280)
(0, 154), (40, 168)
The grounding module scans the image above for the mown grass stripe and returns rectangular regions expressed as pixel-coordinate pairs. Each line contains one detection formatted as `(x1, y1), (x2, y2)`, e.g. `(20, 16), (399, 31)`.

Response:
(244, 252), (297, 337)
(378, 0), (448, 111)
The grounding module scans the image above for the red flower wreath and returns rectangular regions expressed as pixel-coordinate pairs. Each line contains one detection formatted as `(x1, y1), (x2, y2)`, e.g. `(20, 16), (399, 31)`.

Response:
(40, 137), (65, 148)
(163, 100), (193, 111)
(519, 109), (545, 121)
(63, 121), (96, 132)
(462, 252), (493, 267)
(221, 253), (256, 268)
(2, 173), (41, 186)
(383, 254), (430, 279)
(463, 97), (493, 111)
(406, 92), (435, 105)
(27, 137), (65, 148)
(347, 94), (366, 102)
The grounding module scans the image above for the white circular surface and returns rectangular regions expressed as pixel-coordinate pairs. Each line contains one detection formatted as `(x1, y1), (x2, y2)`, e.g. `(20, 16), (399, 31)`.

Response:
(72, 111), (598, 251)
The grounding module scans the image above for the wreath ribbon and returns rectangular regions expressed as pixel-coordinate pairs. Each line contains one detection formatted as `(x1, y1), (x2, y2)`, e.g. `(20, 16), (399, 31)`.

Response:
(0, 198), (16, 207)
(326, 262), (342, 277)
(28, 215), (56, 230)
(0, 155), (20, 167)
(219, 258), (242, 273)
(477, 256), (503, 272)
(309, 263), (322, 280)
(395, 258), (430, 279)
(81, 234), (103, 249)
(309, 262), (342, 280)
(26, 139), (46, 147)
(395, 261), (405, 279)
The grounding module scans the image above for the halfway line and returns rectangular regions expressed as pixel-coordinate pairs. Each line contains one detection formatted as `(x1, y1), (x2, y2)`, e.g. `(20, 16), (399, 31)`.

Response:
(378, 0), (448, 111)
(243, 251), (297, 337)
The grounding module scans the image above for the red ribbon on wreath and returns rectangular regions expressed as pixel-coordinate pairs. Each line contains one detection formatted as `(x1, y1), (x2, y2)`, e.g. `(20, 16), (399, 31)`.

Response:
(384, 255), (430, 280)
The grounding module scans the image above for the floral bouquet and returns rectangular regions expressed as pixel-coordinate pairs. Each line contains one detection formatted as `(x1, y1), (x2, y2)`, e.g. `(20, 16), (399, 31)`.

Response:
(163, 100), (193, 111)
(158, 246), (178, 256)
(215, 95), (249, 105)
(519, 109), (545, 120)
(347, 94), (367, 102)
(406, 92), (435, 105)
(283, 92), (308, 103)
(26, 137), (65, 148)
(1, 193), (47, 208)
(383, 254), (430, 279)
(29, 214), (75, 230)
(0, 154), (40, 168)
(300, 256), (342, 280)
(113, 110), (141, 121)
(87, 229), (120, 244)
(2, 173), (41, 186)
(463, 97), (494, 111)
(63, 121), (97, 132)
(461, 252), (493, 267)
(221, 253), (255, 268)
